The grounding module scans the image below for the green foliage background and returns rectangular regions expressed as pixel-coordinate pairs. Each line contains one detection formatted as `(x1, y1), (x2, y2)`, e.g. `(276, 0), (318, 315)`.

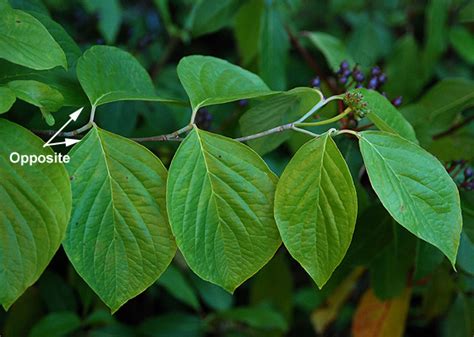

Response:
(0, 0), (473, 336)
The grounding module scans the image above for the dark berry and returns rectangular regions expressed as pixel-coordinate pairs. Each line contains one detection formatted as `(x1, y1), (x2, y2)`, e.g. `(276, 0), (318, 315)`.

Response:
(340, 60), (350, 70)
(371, 66), (382, 76)
(466, 181), (474, 190)
(339, 76), (348, 84)
(355, 83), (364, 88)
(238, 99), (249, 107)
(195, 108), (212, 130)
(465, 167), (473, 179)
(353, 71), (365, 82)
(368, 77), (379, 89)
(311, 76), (321, 87)
(96, 38), (105, 45)
(391, 96), (403, 107)
(378, 73), (387, 84)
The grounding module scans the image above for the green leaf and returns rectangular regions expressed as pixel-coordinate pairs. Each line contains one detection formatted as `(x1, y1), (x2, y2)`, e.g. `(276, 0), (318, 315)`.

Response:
(190, 274), (233, 311)
(449, 26), (474, 65)
(457, 233), (474, 275)
(28, 11), (82, 67)
(441, 294), (472, 337)
(274, 133), (357, 288)
(459, 1), (474, 22)
(167, 127), (281, 292)
(234, 0), (264, 65)
(188, 0), (240, 37)
(83, 0), (122, 44)
(353, 88), (418, 143)
(7, 80), (64, 125)
(29, 311), (81, 337)
(64, 127), (176, 312)
(0, 119), (71, 310)
(0, 86), (16, 113)
(0, 6), (67, 70)
(219, 306), (288, 331)
(306, 32), (353, 71)
(358, 131), (462, 265)
(139, 314), (205, 337)
(158, 265), (200, 310)
(177, 55), (273, 111)
(239, 87), (320, 155)
(77, 46), (176, 107)
(422, 0), (449, 76)
(259, 2), (289, 90)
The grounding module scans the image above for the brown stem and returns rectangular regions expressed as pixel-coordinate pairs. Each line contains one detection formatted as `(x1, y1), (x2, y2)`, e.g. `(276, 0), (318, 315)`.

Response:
(433, 115), (474, 140)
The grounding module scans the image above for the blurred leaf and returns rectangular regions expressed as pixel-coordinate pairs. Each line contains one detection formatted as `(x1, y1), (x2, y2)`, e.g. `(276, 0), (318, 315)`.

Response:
(354, 88), (418, 143)
(158, 265), (200, 310)
(347, 20), (392, 66)
(0, 5), (67, 70)
(234, 0), (264, 65)
(459, 1), (474, 22)
(421, 266), (455, 320)
(422, 0), (449, 77)
(3, 288), (44, 337)
(449, 26), (474, 65)
(96, 101), (139, 137)
(239, 87), (320, 155)
(427, 129), (474, 162)
(307, 32), (353, 71)
(352, 287), (411, 337)
(177, 55), (273, 111)
(384, 35), (424, 102)
(441, 293), (473, 337)
(138, 313), (205, 337)
(413, 240), (444, 280)
(0, 86), (16, 113)
(8, 0), (48, 13)
(462, 192), (474, 242)
(77, 46), (177, 106)
(83, 0), (122, 44)
(310, 267), (363, 334)
(89, 324), (136, 337)
(457, 232), (474, 275)
(259, 1), (289, 90)
(402, 78), (474, 144)
(28, 311), (81, 337)
(345, 205), (394, 266)
(250, 252), (294, 321)
(38, 272), (78, 312)
(359, 131), (462, 265)
(370, 227), (416, 299)
(188, 0), (240, 37)
(219, 306), (288, 331)
(191, 275), (233, 311)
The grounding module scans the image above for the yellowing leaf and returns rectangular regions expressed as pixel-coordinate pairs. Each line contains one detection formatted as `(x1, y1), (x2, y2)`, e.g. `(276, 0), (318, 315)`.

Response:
(352, 287), (411, 337)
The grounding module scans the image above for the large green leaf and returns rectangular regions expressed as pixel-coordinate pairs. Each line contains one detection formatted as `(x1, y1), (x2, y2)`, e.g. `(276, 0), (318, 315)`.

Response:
(274, 133), (357, 288)
(83, 0), (122, 44)
(306, 32), (354, 71)
(64, 127), (176, 312)
(0, 86), (16, 113)
(29, 311), (81, 337)
(449, 26), (474, 64)
(234, 0), (264, 65)
(167, 127), (281, 292)
(239, 87), (320, 155)
(352, 88), (417, 143)
(77, 46), (176, 107)
(0, 5), (67, 70)
(0, 119), (71, 310)
(177, 55), (273, 111)
(359, 131), (462, 265)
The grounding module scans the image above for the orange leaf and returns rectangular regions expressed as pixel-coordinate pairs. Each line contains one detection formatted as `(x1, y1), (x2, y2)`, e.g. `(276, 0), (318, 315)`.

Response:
(352, 287), (411, 337)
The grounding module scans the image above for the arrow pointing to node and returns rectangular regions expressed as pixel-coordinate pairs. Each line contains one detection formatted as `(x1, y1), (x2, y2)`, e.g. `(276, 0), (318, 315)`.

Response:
(43, 107), (83, 148)
(44, 138), (82, 148)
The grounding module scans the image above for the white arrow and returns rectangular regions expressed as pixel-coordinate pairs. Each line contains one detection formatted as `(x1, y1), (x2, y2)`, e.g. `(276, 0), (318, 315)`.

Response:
(44, 138), (82, 147)
(43, 107), (83, 148)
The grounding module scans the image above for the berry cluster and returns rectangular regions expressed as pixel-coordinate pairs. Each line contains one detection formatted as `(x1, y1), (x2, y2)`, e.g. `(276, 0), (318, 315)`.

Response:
(311, 61), (403, 108)
(447, 160), (474, 190)
(343, 91), (369, 119)
(195, 108), (213, 130)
